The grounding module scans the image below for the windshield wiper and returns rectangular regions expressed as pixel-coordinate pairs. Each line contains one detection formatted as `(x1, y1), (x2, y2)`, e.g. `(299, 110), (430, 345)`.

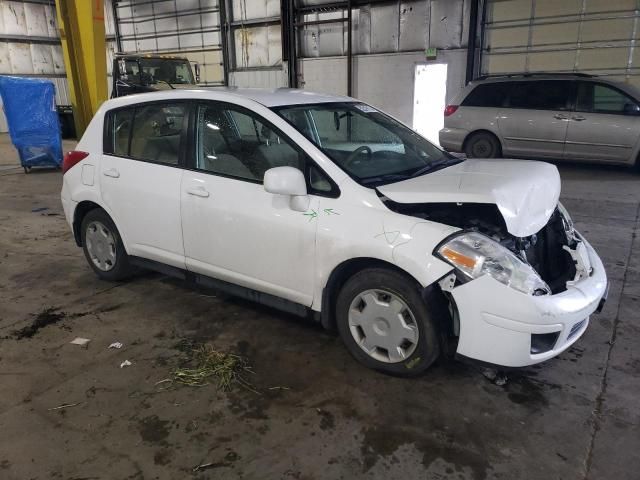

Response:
(409, 157), (463, 179)
(360, 173), (413, 186)
(156, 80), (175, 89)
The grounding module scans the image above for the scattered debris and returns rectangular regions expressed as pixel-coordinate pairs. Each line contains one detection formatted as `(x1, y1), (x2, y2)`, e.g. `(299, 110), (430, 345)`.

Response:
(120, 360), (132, 368)
(31, 207), (48, 212)
(108, 342), (123, 349)
(192, 461), (230, 472)
(159, 343), (258, 393)
(268, 386), (290, 391)
(47, 402), (82, 411)
(70, 337), (91, 347)
(482, 367), (508, 386)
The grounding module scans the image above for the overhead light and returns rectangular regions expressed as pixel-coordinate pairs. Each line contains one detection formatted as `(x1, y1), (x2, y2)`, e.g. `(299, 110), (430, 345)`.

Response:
(206, 154), (217, 160)
(206, 122), (220, 130)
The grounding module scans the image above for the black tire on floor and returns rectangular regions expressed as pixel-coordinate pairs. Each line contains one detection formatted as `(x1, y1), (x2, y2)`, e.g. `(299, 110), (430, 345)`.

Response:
(80, 208), (133, 281)
(336, 268), (441, 377)
(464, 131), (502, 158)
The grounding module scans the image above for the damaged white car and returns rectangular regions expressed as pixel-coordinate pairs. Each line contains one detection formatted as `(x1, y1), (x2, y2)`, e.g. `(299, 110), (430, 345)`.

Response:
(61, 89), (608, 375)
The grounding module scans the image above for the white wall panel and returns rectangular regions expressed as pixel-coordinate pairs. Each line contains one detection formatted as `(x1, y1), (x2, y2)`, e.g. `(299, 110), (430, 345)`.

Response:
(300, 50), (466, 127)
(229, 69), (286, 88)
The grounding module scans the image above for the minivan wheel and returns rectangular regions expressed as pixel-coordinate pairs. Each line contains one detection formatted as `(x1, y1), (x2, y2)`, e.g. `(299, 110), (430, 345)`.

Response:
(81, 208), (133, 281)
(336, 268), (440, 376)
(464, 131), (501, 158)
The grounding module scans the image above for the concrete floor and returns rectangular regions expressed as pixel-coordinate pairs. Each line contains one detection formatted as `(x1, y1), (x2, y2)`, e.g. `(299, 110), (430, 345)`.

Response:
(0, 132), (638, 480)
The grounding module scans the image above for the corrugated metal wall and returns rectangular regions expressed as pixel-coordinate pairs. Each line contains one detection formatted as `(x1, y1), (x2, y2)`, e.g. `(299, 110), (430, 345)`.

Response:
(482, 0), (640, 87)
(294, 0), (471, 126)
(0, 0), (68, 132)
(112, 0), (224, 86)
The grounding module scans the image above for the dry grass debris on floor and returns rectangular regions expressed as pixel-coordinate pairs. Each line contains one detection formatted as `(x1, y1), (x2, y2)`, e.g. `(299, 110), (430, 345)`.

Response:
(158, 341), (258, 393)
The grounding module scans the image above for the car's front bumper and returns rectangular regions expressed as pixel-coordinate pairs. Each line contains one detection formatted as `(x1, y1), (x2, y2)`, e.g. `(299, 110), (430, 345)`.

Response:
(450, 237), (607, 367)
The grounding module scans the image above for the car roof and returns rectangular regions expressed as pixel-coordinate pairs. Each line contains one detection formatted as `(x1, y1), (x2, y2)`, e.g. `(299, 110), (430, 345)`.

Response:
(104, 88), (355, 109)
(468, 74), (640, 99)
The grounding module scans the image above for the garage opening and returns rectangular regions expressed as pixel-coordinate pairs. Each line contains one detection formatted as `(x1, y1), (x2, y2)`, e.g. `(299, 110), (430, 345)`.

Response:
(412, 63), (448, 145)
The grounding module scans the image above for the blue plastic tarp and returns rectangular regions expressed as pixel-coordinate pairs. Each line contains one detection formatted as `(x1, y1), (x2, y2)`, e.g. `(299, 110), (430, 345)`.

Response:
(0, 76), (62, 168)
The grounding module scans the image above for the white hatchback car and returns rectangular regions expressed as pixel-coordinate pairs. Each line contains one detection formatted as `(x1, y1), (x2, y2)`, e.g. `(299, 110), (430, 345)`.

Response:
(61, 88), (608, 375)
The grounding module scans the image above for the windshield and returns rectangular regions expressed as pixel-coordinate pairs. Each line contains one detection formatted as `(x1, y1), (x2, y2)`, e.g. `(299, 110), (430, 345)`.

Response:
(138, 58), (194, 85)
(273, 102), (460, 186)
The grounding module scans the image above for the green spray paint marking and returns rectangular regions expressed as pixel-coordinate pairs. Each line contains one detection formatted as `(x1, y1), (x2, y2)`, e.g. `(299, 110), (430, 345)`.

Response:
(323, 208), (340, 215)
(303, 209), (318, 222)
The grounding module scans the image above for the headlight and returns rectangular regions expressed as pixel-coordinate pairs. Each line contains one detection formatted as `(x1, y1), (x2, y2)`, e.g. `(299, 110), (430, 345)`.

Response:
(436, 232), (551, 295)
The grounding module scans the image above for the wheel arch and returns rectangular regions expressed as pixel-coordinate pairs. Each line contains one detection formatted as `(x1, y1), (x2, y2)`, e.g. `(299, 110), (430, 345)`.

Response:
(72, 201), (127, 251)
(319, 257), (451, 332)
(462, 129), (503, 156)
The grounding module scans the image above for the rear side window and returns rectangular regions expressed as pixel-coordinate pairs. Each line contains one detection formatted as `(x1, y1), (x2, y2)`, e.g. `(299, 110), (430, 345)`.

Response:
(106, 108), (133, 156)
(462, 83), (508, 107)
(576, 82), (640, 114)
(507, 81), (572, 111)
(129, 103), (186, 165)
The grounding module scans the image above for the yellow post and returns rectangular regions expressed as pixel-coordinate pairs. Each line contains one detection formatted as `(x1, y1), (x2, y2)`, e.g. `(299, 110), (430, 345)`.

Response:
(55, 0), (107, 137)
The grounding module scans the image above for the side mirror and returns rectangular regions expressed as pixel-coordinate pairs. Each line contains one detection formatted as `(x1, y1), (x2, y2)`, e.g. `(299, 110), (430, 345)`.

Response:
(194, 63), (201, 83)
(264, 166), (309, 212)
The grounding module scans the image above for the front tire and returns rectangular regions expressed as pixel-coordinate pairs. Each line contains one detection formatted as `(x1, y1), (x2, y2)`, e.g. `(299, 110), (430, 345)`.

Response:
(336, 268), (440, 376)
(81, 208), (133, 281)
(464, 131), (501, 158)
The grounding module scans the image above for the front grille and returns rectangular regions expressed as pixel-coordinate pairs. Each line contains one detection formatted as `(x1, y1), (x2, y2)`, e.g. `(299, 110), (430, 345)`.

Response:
(568, 319), (587, 340)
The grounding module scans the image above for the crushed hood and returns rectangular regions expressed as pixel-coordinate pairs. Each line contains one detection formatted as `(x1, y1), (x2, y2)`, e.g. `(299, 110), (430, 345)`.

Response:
(377, 159), (561, 237)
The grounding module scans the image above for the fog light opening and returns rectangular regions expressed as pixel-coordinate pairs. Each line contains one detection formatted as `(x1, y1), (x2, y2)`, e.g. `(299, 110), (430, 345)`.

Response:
(530, 332), (560, 354)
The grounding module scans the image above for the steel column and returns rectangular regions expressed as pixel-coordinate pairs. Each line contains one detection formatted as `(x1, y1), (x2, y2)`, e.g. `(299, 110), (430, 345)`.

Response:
(55, 0), (108, 136)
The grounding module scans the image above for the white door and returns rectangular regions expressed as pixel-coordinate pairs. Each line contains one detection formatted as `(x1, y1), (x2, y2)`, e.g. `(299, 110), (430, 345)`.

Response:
(497, 80), (572, 159)
(180, 102), (320, 305)
(413, 63), (448, 145)
(564, 82), (640, 164)
(100, 103), (187, 268)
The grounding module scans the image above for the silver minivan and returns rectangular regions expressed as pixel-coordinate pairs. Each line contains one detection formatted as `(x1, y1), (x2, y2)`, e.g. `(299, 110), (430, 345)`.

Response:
(439, 74), (640, 166)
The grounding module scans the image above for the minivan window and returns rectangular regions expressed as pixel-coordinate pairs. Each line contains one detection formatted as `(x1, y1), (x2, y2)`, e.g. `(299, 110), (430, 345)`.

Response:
(576, 82), (640, 114)
(462, 83), (508, 107)
(129, 103), (186, 165)
(507, 81), (572, 111)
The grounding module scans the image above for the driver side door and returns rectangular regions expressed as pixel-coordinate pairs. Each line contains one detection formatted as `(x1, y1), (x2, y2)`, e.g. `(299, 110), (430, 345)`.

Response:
(180, 101), (333, 306)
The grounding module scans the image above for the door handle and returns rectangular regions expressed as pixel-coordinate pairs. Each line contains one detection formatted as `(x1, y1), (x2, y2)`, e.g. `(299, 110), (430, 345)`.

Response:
(571, 115), (586, 121)
(103, 168), (120, 178)
(186, 187), (210, 198)
(553, 113), (569, 120)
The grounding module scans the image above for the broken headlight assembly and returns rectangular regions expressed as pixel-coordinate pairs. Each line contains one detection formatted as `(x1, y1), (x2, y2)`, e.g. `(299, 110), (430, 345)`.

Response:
(436, 232), (551, 296)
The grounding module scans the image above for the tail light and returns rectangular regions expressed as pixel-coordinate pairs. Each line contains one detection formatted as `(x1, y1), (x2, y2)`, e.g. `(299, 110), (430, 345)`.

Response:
(444, 105), (459, 117)
(62, 151), (89, 174)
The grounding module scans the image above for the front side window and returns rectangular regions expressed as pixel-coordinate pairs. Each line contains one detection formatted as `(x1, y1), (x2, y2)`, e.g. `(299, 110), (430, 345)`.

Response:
(577, 82), (640, 114)
(195, 103), (304, 182)
(507, 81), (572, 111)
(129, 103), (186, 165)
(274, 102), (459, 186)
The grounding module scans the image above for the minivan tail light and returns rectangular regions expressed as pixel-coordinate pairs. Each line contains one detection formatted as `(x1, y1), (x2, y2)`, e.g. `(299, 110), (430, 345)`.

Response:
(444, 105), (459, 117)
(62, 151), (89, 174)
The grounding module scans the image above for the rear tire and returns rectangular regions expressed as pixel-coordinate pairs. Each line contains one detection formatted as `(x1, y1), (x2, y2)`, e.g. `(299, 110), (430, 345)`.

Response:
(464, 131), (501, 158)
(336, 268), (440, 376)
(81, 208), (133, 281)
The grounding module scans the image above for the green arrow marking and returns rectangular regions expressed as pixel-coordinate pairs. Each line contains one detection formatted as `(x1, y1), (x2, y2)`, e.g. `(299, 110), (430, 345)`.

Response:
(303, 209), (318, 222)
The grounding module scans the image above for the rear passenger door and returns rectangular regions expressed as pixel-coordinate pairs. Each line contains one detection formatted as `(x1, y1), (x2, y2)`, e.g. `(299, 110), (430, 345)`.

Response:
(101, 102), (188, 268)
(563, 82), (640, 164)
(497, 80), (573, 159)
(180, 101), (333, 306)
